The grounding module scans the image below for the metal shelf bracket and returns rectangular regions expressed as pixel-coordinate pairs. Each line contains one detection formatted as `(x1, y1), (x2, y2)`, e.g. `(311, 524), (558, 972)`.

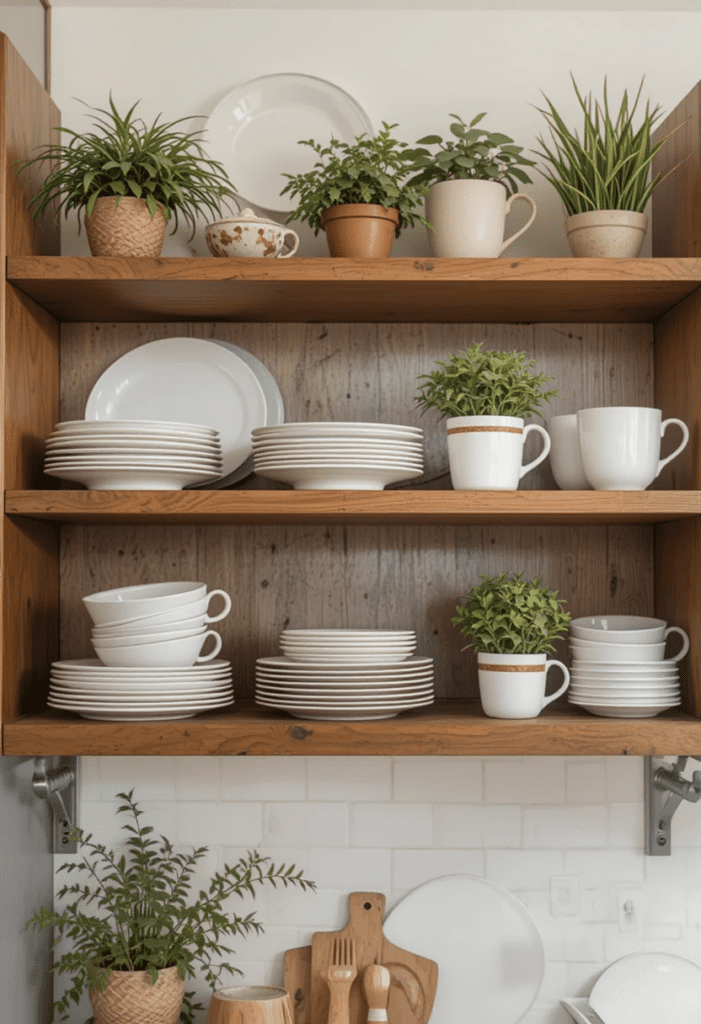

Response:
(644, 755), (701, 855)
(32, 756), (78, 853)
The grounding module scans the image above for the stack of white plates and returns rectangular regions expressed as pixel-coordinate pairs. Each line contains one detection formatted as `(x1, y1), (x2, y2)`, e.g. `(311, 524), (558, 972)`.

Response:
(44, 420), (223, 490)
(251, 422), (424, 490)
(279, 629), (417, 663)
(47, 658), (234, 721)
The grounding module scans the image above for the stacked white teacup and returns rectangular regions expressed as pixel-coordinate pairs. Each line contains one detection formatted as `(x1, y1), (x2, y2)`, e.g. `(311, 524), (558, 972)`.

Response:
(568, 615), (689, 718)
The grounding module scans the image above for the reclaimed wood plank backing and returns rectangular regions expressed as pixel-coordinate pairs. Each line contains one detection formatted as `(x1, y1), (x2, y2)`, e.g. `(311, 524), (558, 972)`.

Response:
(652, 80), (701, 258)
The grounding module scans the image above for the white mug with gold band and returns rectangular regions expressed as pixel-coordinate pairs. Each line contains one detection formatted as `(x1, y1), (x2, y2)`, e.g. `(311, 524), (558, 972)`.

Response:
(446, 415), (550, 490)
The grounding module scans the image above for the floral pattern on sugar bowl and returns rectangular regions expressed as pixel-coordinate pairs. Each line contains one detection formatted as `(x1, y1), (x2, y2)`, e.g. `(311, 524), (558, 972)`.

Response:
(205, 208), (299, 258)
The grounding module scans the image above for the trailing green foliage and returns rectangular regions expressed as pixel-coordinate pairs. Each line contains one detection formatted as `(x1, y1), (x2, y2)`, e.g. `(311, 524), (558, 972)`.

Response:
(279, 122), (430, 235)
(405, 113), (536, 196)
(416, 344), (557, 420)
(17, 96), (235, 238)
(26, 790), (315, 1024)
(533, 75), (678, 214)
(453, 572), (571, 655)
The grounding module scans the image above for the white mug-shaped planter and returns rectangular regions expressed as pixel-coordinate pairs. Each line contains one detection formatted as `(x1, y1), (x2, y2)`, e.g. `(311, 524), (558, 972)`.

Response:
(425, 179), (537, 258)
(477, 652), (571, 719)
(447, 415), (550, 490)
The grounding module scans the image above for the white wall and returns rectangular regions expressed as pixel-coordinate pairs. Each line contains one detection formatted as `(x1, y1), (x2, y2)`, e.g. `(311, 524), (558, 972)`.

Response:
(0, 3), (44, 86)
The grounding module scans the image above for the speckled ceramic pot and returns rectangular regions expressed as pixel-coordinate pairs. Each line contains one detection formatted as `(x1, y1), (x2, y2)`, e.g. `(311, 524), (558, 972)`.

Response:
(205, 209), (299, 258)
(565, 209), (648, 257)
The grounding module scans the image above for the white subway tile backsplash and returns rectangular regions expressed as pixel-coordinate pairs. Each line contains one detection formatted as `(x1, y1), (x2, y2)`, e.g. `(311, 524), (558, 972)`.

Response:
(174, 757), (221, 801)
(486, 758), (567, 804)
(486, 850), (565, 891)
(306, 847), (391, 892)
(604, 756), (644, 802)
(221, 758), (306, 801)
(607, 802), (641, 848)
(350, 803), (432, 848)
(524, 806), (608, 849)
(433, 802), (521, 848)
(307, 757), (391, 801)
(393, 756), (482, 803)
(566, 761), (607, 804)
(175, 801), (262, 847)
(392, 848), (485, 890)
(96, 756), (177, 802)
(563, 850), (644, 888)
(263, 802), (348, 847)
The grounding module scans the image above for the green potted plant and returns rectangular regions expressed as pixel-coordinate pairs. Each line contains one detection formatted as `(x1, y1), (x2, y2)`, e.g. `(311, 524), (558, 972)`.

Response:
(453, 572), (571, 718)
(405, 113), (537, 257)
(26, 790), (315, 1024)
(533, 75), (680, 257)
(416, 343), (557, 490)
(279, 122), (430, 257)
(17, 96), (236, 257)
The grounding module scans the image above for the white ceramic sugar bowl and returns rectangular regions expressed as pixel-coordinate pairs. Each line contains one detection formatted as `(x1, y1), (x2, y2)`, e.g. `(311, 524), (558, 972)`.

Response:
(205, 208), (299, 259)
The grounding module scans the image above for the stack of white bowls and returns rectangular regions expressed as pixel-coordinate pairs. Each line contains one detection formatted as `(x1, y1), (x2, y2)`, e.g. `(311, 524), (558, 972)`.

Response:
(43, 420), (223, 490)
(255, 629), (434, 720)
(251, 422), (424, 490)
(48, 582), (234, 721)
(568, 615), (689, 718)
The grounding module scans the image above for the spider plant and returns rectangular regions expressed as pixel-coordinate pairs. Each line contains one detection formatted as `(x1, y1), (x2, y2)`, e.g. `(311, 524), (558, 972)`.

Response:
(533, 75), (679, 214)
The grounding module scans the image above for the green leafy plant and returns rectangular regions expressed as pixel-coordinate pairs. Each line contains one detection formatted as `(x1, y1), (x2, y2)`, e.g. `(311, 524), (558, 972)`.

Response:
(26, 790), (315, 1024)
(416, 343), (558, 420)
(279, 122), (430, 235)
(17, 96), (235, 238)
(405, 113), (536, 195)
(533, 75), (679, 214)
(453, 572), (571, 655)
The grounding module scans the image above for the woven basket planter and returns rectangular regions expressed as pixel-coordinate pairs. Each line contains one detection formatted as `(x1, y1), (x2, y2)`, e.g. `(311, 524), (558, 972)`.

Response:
(84, 196), (168, 257)
(88, 965), (184, 1024)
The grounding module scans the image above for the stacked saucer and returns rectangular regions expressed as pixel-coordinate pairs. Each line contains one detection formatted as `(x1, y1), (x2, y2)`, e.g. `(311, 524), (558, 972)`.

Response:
(256, 629), (434, 720)
(568, 615), (688, 718)
(47, 659), (234, 721)
(251, 422), (424, 490)
(44, 420), (223, 490)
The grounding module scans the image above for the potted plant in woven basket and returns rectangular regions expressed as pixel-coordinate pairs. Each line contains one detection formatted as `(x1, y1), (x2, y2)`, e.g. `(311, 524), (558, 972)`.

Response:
(17, 96), (235, 257)
(405, 113), (537, 257)
(534, 75), (681, 257)
(453, 572), (571, 719)
(416, 343), (557, 490)
(279, 122), (430, 257)
(26, 790), (315, 1024)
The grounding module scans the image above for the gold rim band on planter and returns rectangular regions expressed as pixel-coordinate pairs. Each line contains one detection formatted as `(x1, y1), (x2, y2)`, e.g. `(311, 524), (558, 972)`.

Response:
(446, 426), (523, 435)
(479, 663), (543, 672)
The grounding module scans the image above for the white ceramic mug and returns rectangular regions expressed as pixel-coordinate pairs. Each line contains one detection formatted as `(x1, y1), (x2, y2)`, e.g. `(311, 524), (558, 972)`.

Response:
(425, 179), (537, 258)
(577, 407), (689, 490)
(446, 415), (550, 490)
(477, 652), (570, 719)
(546, 413), (592, 490)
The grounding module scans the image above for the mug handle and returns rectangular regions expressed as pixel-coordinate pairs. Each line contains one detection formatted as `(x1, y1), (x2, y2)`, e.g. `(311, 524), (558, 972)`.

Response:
(520, 423), (551, 479)
(542, 659), (571, 707)
(205, 589), (232, 623)
(278, 229), (300, 258)
(500, 193), (537, 254)
(656, 418), (689, 477)
(664, 625), (690, 663)
(196, 630), (223, 662)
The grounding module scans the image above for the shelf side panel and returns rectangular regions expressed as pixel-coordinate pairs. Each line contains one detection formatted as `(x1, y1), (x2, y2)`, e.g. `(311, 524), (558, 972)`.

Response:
(655, 518), (701, 718)
(652, 80), (701, 258)
(654, 287), (701, 491)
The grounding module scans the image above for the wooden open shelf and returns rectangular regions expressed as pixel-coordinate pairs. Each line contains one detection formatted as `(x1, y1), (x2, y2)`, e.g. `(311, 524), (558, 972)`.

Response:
(5, 702), (701, 757)
(8, 256), (701, 323)
(8, 489), (701, 525)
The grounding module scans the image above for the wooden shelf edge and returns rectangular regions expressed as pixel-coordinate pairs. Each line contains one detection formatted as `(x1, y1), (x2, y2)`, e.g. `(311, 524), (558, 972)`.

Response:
(4, 704), (701, 757)
(7, 490), (701, 525)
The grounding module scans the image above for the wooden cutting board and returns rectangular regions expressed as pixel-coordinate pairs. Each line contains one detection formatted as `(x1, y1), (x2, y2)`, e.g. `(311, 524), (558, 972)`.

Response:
(283, 892), (437, 1024)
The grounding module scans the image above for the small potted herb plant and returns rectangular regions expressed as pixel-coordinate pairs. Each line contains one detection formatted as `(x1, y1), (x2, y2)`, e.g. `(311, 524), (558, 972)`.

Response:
(17, 96), (236, 257)
(405, 113), (537, 257)
(453, 572), (571, 719)
(416, 343), (557, 490)
(279, 122), (430, 257)
(534, 75), (679, 257)
(26, 790), (315, 1024)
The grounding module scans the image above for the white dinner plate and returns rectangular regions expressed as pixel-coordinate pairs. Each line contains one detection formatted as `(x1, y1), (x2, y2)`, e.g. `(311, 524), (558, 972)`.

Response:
(55, 419), (217, 437)
(44, 466), (219, 490)
(281, 630), (416, 637)
(383, 875), (545, 1024)
(52, 658), (231, 674)
(49, 705), (233, 721)
(589, 952), (701, 1024)
(205, 73), (373, 212)
(45, 455), (222, 468)
(48, 695), (234, 711)
(569, 702), (680, 717)
(252, 422), (423, 438)
(85, 338), (283, 488)
(251, 437), (423, 450)
(49, 691), (234, 706)
(255, 687), (434, 700)
(254, 694), (432, 708)
(46, 440), (222, 455)
(257, 656), (433, 670)
(254, 465), (424, 490)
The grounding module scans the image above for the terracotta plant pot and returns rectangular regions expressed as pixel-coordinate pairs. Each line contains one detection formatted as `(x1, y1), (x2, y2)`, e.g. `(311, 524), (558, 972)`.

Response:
(84, 196), (168, 257)
(565, 209), (648, 258)
(88, 965), (184, 1024)
(320, 204), (399, 257)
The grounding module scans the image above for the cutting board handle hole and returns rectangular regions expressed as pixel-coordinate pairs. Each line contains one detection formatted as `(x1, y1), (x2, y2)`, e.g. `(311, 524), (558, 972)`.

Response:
(363, 901), (372, 910)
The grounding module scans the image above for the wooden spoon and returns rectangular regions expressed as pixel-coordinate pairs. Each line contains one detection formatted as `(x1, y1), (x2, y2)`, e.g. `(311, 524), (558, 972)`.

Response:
(362, 964), (391, 1023)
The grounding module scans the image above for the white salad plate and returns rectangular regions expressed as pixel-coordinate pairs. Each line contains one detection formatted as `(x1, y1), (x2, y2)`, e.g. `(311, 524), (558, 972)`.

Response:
(255, 697), (433, 712)
(44, 466), (219, 490)
(252, 438), (423, 451)
(46, 441), (223, 456)
(281, 630), (416, 637)
(570, 701), (680, 717)
(255, 465), (424, 490)
(51, 658), (232, 675)
(48, 694), (234, 710)
(256, 688), (434, 702)
(50, 677), (232, 691)
(85, 338), (284, 488)
(279, 653), (415, 664)
(383, 874), (545, 1024)
(589, 952), (701, 1024)
(46, 454), (222, 468)
(205, 73), (373, 212)
(570, 689), (680, 700)
(49, 689), (234, 706)
(51, 684), (233, 698)
(54, 419), (217, 437)
(252, 422), (423, 439)
(257, 656), (432, 670)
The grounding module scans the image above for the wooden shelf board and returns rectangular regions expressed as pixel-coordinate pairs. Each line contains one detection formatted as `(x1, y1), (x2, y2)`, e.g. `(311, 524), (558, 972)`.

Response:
(4, 702), (701, 756)
(7, 489), (701, 525)
(8, 257), (701, 324)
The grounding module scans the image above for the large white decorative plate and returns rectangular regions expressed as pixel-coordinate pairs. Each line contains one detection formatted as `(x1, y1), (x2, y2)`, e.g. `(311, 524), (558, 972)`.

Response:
(383, 874), (544, 1024)
(85, 338), (283, 488)
(589, 952), (701, 1024)
(205, 73), (373, 212)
